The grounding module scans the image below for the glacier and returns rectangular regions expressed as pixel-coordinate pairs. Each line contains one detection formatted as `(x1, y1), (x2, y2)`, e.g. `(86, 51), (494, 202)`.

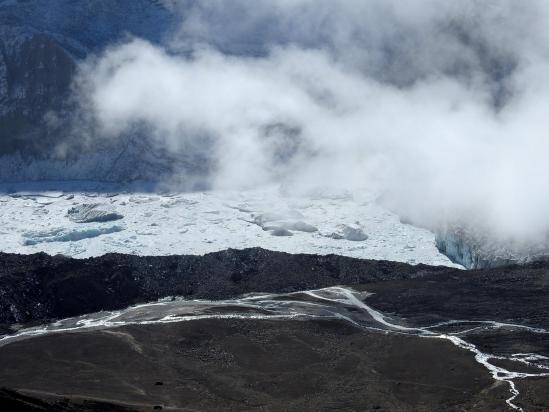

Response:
(0, 182), (461, 267)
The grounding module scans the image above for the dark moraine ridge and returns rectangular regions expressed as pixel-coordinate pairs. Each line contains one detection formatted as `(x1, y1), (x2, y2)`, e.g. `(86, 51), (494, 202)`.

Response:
(1, 247), (549, 331)
(0, 248), (449, 330)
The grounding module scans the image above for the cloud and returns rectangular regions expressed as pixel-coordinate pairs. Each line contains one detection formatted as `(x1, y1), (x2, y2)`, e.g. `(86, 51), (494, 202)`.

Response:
(72, 0), (549, 240)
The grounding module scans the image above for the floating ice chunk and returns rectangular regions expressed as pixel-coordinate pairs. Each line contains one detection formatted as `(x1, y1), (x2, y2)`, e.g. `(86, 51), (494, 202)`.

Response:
(254, 213), (285, 226)
(326, 225), (368, 241)
(160, 198), (198, 208)
(129, 196), (157, 204)
(252, 208), (315, 236)
(226, 204), (253, 213)
(67, 203), (123, 223)
(341, 225), (368, 241)
(253, 210), (305, 226)
(22, 225), (124, 245)
(283, 221), (318, 233)
(270, 228), (293, 237)
(263, 221), (318, 233)
(32, 197), (56, 205)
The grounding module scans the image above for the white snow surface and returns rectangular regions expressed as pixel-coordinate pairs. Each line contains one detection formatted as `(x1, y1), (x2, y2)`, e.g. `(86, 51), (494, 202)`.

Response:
(0, 183), (461, 267)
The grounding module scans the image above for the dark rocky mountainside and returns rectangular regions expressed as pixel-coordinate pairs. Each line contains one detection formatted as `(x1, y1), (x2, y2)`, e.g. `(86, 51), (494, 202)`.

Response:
(0, 0), (174, 148)
(0, 0), (197, 182)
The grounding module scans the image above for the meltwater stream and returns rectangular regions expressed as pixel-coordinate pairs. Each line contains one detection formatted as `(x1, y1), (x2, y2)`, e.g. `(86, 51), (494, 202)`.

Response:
(1, 286), (548, 411)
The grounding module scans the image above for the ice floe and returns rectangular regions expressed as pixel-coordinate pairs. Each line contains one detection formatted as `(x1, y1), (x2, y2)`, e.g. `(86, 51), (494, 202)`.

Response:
(22, 225), (125, 245)
(67, 203), (124, 223)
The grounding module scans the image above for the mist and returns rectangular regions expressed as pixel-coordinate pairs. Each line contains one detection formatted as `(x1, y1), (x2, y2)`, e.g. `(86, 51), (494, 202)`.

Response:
(71, 0), (549, 241)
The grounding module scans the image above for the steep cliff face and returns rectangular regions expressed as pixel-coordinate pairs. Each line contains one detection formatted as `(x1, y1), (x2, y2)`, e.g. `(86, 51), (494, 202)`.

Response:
(0, 0), (181, 181)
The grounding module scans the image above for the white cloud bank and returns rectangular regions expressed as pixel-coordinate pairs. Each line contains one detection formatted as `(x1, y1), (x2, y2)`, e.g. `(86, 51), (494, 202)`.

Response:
(73, 0), (549, 240)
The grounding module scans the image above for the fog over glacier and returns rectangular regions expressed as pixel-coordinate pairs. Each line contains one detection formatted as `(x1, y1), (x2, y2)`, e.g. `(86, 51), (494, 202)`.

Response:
(71, 0), (549, 241)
